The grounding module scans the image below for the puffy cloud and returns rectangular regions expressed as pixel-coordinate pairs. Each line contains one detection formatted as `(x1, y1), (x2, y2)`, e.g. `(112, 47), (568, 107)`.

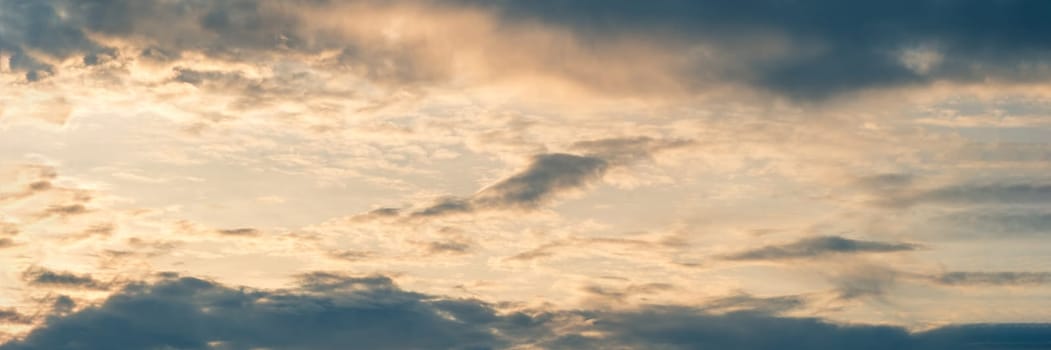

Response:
(5, 274), (1050, 350)
(0, 273), (535, 350)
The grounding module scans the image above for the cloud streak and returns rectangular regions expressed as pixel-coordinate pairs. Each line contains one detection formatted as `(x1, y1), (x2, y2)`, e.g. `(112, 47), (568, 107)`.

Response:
(368, 152), (611, 219)
(723, 236), (919, 261)
(932, 272), (1051, 286)
(22, 267), (111, 291)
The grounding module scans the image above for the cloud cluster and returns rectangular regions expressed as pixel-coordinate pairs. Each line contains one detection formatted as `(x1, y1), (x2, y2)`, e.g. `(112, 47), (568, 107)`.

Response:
(479, 0), (1051, 99)
(3, 274), (1050, 350)
(7, 0), (1051, 100)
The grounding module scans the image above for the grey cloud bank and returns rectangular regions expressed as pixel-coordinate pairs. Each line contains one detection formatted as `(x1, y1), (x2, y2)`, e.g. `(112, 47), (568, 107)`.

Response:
(3, 274), (1050, 350)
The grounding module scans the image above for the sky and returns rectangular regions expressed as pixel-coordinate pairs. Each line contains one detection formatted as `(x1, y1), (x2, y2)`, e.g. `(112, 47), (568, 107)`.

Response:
(1, 0), (1051, 349)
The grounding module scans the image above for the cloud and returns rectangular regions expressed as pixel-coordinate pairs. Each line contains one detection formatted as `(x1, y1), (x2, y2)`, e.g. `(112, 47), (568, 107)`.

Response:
(580, 283), (676, 305)
(50, 295), (76, 315)
(384, 137), (689, 220)
(474, 0), (1051, 100)
(413, 239), (474, 255)
(506, 241), (563, 262)
(0, 309), (31, 325)
(407, 153), (608, 218)
(570, 137), (693, 166)
(326, 250), (376, 262)
(699, 293), (807, 315)
(503, 235), (679, 269)
(0, 180), (53, 203)
(932, 272), (1051, 286)
(551, 307), (1051, 350)
(934, 210), (1051, 237)
(22, 267), (111, 291)
(215, 228), (260, 237)
(827, 264), (902, 301)
(0, 222), (18, 236)
(35, 204), (89, 219)
(470, 153), (608, 210)
(854, 175), (1051, 210)
(3, 273), (1051, 349)
(889, 183), (1051, 208)
(9, 1), (1051, 100)
(723, 236), (919, 261)
(0, 273), (532, 350)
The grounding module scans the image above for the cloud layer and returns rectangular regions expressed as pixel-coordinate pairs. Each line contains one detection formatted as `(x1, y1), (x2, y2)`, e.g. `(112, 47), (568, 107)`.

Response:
(3, 274), (1051, 350)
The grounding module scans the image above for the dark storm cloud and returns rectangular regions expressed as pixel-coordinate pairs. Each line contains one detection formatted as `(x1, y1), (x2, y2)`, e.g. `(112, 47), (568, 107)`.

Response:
(0, 0), (304, 80)
(0, 273), (536, 350)
(3, 273), (1051, 350)
(0, 0), (117, 80)
(5, 1), (1051, 99)
(551, 308), (1051, 350)
(472, 0), (1051, 99)
(22, 267), (110, 290)
(723, 236), (919, 261)
(932, 272), (1051, 286)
